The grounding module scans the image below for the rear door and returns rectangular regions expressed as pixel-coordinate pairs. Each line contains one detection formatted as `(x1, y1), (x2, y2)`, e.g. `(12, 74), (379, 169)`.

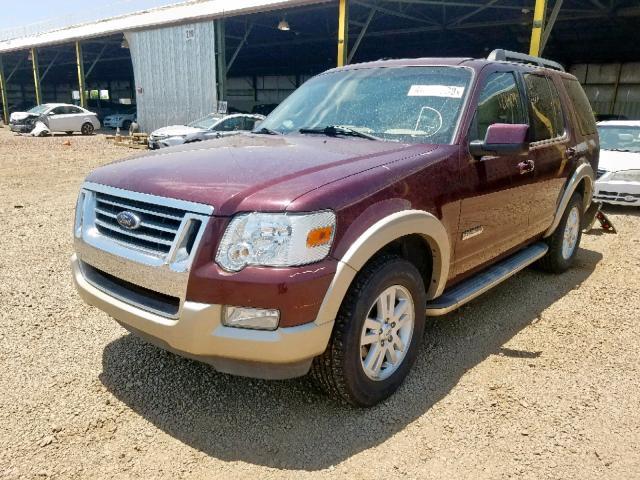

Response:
(454, 67), (533, 275)
(522, 73), (573, 234)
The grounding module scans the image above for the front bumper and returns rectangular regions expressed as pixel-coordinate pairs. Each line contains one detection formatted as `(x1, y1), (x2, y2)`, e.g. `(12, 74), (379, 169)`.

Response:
(72, 253), (333, 379)
(10, 123), (32, 133)
(594, 179), (640, 206)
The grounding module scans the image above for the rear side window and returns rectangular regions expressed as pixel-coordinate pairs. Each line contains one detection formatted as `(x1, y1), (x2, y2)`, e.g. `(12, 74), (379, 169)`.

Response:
(471, 72), (526, 141)
(562, 78), (597, 135)
(524, 74), (565, 141)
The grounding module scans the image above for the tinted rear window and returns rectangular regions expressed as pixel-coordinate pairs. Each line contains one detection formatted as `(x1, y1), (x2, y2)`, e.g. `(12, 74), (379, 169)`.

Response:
(562, 78), (597, 135)
(524, 74), (565, 141)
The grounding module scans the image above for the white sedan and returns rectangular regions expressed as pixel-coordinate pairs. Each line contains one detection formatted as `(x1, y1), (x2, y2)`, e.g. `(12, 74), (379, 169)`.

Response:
(9, 103), (101, 135)
(594, 121), (640, 206)
(148, 113), (264, 149)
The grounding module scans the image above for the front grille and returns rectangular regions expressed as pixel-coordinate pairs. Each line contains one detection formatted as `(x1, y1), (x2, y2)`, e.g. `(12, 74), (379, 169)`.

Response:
(94, 191), (188, 256)
(596, 169), (607, 179)
(594, 190), (640, 203)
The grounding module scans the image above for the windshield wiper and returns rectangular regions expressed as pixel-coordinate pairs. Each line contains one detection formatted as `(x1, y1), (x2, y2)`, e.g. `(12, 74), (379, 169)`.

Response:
(299, 125), (382, 141)
(253, 127), (281, 135)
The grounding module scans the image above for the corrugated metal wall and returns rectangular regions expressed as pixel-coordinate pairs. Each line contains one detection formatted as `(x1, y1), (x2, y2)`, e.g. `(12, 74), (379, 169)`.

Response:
(126, 21), (217, 132)
(569, 62), (640, 120)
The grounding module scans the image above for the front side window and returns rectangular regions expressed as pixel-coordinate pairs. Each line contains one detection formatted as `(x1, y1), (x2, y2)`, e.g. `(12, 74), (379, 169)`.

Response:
(258, 66), (472, 144)
(50, 107), (66, 115)
(524, 74), (565, 141)
(471, 71), (526, 141)
(215, 117), (245, 132)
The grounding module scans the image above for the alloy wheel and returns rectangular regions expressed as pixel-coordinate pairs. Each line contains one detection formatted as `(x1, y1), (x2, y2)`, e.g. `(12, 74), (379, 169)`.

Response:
(360, 285), (415, 381)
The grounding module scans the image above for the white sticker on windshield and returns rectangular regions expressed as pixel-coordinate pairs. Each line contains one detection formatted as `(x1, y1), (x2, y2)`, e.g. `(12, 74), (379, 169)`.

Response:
(408, 85), (465, 98)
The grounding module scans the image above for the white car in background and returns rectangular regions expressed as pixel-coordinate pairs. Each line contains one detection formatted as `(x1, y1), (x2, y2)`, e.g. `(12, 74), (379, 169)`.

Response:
(148, 113), (265, 149)
(103, 111), (136, 130)
(9, 103), (101, 135)
(594, 121), (640, 206)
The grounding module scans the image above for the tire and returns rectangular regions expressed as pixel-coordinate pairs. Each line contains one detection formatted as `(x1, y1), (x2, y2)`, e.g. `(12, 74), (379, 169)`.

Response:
(122, 120), (132, 130)
(310, 255), (427, 407)
(538, 192), (583, 273)
(81, 122), (94, 135)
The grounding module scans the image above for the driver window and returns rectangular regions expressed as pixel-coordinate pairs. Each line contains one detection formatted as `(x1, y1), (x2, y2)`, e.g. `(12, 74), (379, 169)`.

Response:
(215, 117), (244, 131)
(50, 107), (66, 115)
(471, 72), (526, 141)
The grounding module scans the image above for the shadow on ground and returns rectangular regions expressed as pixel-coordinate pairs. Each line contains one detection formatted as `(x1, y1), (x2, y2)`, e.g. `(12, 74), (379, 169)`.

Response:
(100, 248), (602, 470)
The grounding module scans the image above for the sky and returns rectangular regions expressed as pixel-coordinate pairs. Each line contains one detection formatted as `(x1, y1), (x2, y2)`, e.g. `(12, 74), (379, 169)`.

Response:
(1, 0), (185, 36)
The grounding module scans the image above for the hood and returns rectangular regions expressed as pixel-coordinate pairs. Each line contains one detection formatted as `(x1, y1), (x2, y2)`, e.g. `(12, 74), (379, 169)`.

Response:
(599, 149), (640, 172)
(86, 133), (431, 215)
(9, 111), (38, 122)
(151, 125), (205, 137)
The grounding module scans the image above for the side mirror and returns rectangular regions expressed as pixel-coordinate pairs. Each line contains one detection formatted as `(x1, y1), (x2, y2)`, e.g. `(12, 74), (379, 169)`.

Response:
(469, 123), (529, 158)
(48, 111), (56, 116)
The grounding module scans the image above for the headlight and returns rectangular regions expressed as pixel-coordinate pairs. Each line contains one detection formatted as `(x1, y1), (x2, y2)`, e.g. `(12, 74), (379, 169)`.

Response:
(216, 211), (336, 271)
(611, 170), (640, 182)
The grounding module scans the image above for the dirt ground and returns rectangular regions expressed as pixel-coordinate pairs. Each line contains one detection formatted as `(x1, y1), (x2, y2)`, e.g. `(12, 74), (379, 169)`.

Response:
(0, 127), (639, 480)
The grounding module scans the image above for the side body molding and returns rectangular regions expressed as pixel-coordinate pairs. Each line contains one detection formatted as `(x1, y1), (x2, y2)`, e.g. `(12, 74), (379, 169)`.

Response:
(543, 162), (595, 238)
(314, 210), (451, 325)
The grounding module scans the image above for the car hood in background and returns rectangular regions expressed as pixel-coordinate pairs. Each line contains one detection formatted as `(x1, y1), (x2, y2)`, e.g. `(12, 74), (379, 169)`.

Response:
(86, 133), (430, 215)
(151, 125), (205, 137)
(599, 149), (640, 173)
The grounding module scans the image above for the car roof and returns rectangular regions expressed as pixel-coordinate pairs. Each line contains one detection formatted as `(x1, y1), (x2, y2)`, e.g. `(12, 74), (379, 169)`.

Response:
(598, 120), (640, 127)
(323, 56), (572, 79)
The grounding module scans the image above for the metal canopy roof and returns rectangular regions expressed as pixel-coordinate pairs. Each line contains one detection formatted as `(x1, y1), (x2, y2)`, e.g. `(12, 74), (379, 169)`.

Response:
(0, 0), (327, 53)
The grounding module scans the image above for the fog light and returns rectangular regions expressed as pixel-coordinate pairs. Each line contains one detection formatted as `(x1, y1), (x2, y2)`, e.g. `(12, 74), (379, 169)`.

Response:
(223, 306), (280, 330)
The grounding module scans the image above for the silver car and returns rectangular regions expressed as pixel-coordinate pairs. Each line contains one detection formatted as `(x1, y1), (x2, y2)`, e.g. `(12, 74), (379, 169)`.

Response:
(148, 113), (265, 149)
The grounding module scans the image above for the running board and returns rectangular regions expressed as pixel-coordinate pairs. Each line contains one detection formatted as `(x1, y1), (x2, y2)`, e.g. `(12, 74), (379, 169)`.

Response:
(425, 242), (549, 316)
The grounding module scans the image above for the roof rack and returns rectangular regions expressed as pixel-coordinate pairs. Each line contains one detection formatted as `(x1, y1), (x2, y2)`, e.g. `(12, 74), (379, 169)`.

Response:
(487, 49), (565, 72)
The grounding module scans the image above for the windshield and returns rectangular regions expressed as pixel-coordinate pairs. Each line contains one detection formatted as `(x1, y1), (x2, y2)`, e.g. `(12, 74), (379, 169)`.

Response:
(188, 113), (225, 129)
(27, 105), (49, 115)
(598, 125), (640, 153)
(258, 66), (472, 144)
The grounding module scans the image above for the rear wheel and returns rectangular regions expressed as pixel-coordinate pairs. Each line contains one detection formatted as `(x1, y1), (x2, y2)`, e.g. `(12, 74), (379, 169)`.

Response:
(310, 255), (426, 407)
(81, 122), (94, 135)
(538, 192), (583, 273)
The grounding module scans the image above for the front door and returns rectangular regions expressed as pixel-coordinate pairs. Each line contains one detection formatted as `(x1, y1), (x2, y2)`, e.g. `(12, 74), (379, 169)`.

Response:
(454, 68), (534, 276)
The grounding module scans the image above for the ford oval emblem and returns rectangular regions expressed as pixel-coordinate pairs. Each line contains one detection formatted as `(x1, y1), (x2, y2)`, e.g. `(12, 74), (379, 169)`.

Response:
(116, 211), (142, 230)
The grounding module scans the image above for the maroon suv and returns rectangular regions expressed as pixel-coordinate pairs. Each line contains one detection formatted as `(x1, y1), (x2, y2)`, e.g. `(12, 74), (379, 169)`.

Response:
(72, 50), (598, 406)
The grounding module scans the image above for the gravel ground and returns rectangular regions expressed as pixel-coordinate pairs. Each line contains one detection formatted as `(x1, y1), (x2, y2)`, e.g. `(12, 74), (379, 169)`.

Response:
(1, 127), (639, 479)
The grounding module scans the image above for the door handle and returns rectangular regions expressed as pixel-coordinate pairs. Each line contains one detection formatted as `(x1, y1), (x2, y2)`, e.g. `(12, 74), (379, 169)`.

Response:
(518, 159), (535, 175)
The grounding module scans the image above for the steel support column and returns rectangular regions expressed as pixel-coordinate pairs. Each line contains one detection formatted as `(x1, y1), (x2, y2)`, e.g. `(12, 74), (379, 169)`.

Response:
(529, 0), (547, 56)
(75, 41), (86, 108)
(215, 19), (226, 102)
(337, 0), (349, 66)
(0, 56), (8, 125)
(31, 48), (42, 105)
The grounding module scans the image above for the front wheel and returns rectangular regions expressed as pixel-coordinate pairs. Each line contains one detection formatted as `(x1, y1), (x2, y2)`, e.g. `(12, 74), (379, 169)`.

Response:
(81, 122), (95, 135)
(538, 192), (583, 273)
(310, 255), (427, 407)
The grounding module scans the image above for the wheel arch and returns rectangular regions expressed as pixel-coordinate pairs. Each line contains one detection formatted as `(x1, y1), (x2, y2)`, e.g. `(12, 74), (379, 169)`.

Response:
(544, 162), (595, 238)
(314, 210), (451, 325)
